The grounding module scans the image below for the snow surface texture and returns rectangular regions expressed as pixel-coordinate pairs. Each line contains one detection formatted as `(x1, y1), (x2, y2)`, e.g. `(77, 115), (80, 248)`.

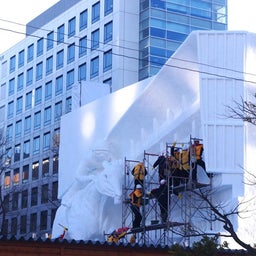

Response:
(52, 31), (256, 248)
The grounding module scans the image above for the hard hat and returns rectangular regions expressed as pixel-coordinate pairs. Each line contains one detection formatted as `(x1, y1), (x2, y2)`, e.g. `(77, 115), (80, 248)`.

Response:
(160, 179), (166, 185)
(136, 184), (142, 189)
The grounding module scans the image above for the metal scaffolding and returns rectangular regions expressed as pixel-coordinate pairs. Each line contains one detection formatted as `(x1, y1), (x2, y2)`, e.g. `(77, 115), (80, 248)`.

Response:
(121, 137), (211, 247)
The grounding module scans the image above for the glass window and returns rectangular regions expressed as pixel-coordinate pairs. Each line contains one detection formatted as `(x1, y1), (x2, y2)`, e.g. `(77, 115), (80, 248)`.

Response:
(20, 215), (27, 234)
(40, 210), (48, 230)
(68, 17), (76, 37)
(45, 81), (52, 100)
(17, 73), (24, 91)
(35, 86), (42, 105)
(3, 195), (10, 213)
(67, 43), (75, 63)
(46, 56), (53, 75)
(151, 18), (166, 29)
(150, 46), (166, 57)
(12, 194), (19, 211)
(91, 29), (100, 50)
(18, 50), (24, 67)
(26, 67), (33, 86)
(27, 44), (34, 62)
(92, 1), (100, 23)
(53, 129), (60, 151)
(150, 37), (166, 48)
(34, 111), (41, 129)
(22, 165), (29, 183)
(14, 144), (21, 162)
(57, 24), (65, 44)
(21, 190), (28, 209)
(42, 158), (49, 177)
(56, 49), (64, 69)
(37, 37), (44, 57)
(150, 27), (166, 37)
(43, 132), (51, 150)
(78, 62), (86, 81)
(7, 101), (14, 118)
(103, 49), (112, 71)
(80, 9), (88, 30)
(36, 62), (43, 81)
(8, 78), (15, 96)
(24, 116), (31, 134)
(33, 136), (40, 154)
(55, 101), (62, 120)
(104, 21), (113, 43)
(11, 217), (17, 236)
(167, 30), (187, 41)
(12, 169), (19, 186)
(2, 219), (8, 236)
(32, 162), (39, 180)
(13, 168), (19, 185)
(53, 155), (59, 175)
(66, 97), (72, 113)
(15, 120), (22, 138)
(47, 31), (54, 50)
(30, 213), (37, 232)
(167, 21), (189, 34)
(104, 0), (113, 16)
(16, 96), (23, 114)
(31, 187), (38, 205)
(44, 106), (51, 126)
(10, 55), (16, 73)
(66, 69), (74, 90)
(90, 56), (99, 78)
(150, 55), (166, 66)
(25, 91), (32, 110)
(4, 171), (11, 188)
(52, 181), (58, 201)
(23, 140), (30, 159)
(6, 148), (12, 166)
(7, 124), (13, 141)
(55, 75), (63, 95)
(151, 0), (165, 9)
(79, 36), (87, 57)
(41, 184), (48, 204)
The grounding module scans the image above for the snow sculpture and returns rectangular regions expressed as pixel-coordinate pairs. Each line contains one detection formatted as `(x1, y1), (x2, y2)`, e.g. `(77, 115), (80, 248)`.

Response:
(53, 149), (123, 240)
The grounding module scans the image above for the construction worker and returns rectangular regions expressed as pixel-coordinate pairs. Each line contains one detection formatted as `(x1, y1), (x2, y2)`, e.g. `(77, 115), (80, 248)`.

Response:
(190, 139), (206, 183)
(107, 227), (129, 243)
(129, 184), (143, 243)
(59, 225), (68, 240)
(149, 179), (169, 223)
(131, 162), (147, 189)
(152, 154), (170, 181)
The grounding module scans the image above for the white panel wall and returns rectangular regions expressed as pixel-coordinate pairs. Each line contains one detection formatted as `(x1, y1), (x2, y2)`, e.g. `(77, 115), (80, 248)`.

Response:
(198, 32), (246, 178)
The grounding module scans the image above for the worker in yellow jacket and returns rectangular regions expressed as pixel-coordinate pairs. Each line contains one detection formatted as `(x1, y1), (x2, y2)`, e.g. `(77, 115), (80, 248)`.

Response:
(129, 184), (143, 243)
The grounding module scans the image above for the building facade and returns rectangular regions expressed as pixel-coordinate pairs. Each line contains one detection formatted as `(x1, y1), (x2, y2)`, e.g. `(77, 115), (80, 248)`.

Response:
(139, 0), (227, 80)
(0, 0), (227, 239)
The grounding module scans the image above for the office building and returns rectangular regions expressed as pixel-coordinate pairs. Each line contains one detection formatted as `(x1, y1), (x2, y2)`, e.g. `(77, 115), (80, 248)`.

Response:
(0, 0), (227, 239)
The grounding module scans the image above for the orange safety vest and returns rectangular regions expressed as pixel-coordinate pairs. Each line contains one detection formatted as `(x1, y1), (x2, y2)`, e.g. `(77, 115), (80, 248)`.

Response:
(129, 189), (142, 207)
(132, 163), (146, 181)
(181, 149), (190, 171)
(195, 144), (203, 160)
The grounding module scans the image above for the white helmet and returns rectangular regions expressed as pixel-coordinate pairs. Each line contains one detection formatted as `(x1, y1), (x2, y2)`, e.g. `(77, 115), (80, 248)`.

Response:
(160, 179), (166, 185)
(136, 184), (142, 189)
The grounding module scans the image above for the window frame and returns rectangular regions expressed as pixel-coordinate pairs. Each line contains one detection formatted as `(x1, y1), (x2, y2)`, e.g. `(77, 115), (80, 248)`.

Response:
(57, 24), (65, 44)
(68, 17), (76, 37)
(79, 9), (88, 31)
(91, 29), (100, 50)
(90, 56), (99, 78)
(92, 1), (100, 23)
